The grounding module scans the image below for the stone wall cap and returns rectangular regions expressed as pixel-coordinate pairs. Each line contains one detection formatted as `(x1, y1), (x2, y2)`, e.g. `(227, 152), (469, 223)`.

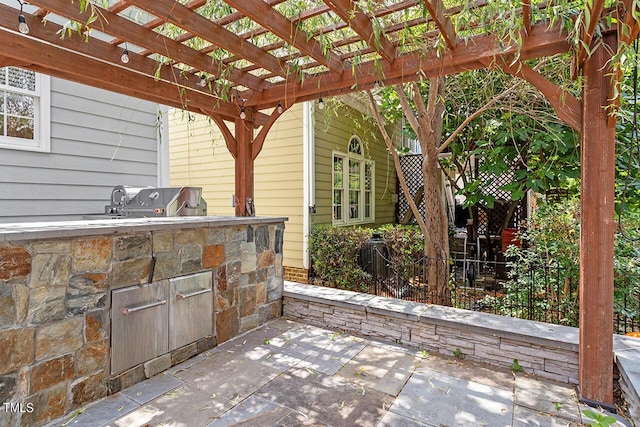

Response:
(284, 282), (579, 351)
(0, 216), (288, 242)
(283, 281), (375, 311)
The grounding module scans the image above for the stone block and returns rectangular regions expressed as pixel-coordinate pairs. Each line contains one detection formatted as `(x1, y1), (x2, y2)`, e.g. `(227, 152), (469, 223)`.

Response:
(172, 343), (197, 365)
(29, 254), (70, 288)
(239, 286), (257, 317)
(225, 241), (241, 263)
(72, 237), (112, 272)
(84, 310), (107, 343)
(0, 246), (31, 281)
(258, 300), (281, 324)
(75, 340), (108, 377)
(226, 261), (241, 288)
(20, 382), (66, 426)
(256, 282), (267, 305)
(152, 251), (181, 281)
(115, 234), (151, 261)
(29, 354), (74, 394)
(267, 276), (283, 302)
(152, 231), (174, 252)
(216, 307), (239, 343)
(240, 242), (257, 273)
(27, 286), (66, 325)
(225, 226), (246, 243)
(204, 228), (226, 245)
(246, 225), (254, 242)
(275, 228), (284, 254)
(107, 365), (145, 395)
(0, 328), (34, 375)
(239, 314), (260, 333)
(110, 258), (152, 287)
(258, 250), (275, 269)
(35, 318), (83, 361)
(144, 353), (172, 378)
(215, 265), (227, 292)
(0, 283), (16, 327)
(71, 371), (107, 409)
(217, 288), (238, 312)
(175, 229), (203, 246)
(196, 336), (216, 354)
(67, 273), (107, 316)
(203, 245), (225, 268)
(179, 244), (202, 273)
(14, 284), (28, 325)
(0, 375), (17, 403)
(31, 240), (71, 254)
(255, 225), (269, 252)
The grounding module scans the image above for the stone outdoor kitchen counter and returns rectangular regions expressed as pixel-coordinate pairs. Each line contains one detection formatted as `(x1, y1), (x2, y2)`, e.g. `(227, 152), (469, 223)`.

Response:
(0, 216), (286, 427)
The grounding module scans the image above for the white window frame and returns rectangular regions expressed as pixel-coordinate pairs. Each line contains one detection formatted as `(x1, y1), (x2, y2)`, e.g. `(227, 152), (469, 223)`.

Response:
(332, 136), (375, 226)
(0, 67), (51, 152)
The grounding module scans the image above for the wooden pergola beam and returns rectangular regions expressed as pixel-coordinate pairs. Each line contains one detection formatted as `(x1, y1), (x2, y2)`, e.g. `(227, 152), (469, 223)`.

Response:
(496, 60), (582, 132)
(0, 28), (246, 121)
(421, 0), (458, 49)
(26, 0), (269, 92)
(224, 0), (345, 74)
(323, 0), (397, 62)
(126, 0), (290, 79)
(246, 21), (571, 107)
(523, 0), (532, 34)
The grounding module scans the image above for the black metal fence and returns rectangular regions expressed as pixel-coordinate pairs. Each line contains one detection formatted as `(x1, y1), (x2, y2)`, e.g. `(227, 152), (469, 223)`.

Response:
(326, 245), (640, 335)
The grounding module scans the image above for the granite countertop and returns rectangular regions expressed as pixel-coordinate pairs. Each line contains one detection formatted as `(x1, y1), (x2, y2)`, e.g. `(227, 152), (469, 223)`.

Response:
(0, 216), (288, 242)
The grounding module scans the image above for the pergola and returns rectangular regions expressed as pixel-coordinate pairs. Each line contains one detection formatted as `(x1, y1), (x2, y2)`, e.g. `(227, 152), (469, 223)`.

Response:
(1, 0), (638, 408)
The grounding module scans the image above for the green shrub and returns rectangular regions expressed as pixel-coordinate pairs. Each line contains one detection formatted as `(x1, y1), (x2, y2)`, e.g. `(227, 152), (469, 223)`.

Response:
(309, 225), (372, 291)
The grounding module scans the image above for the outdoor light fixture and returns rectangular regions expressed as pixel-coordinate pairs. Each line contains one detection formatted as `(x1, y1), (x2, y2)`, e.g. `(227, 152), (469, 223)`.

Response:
(198, 74), (207, 87)
(17, 1), (29, 35)
(318, 97), (324, 110)
(120, 47), (130, 64)
(374, 80), (380, 90)
(240, 106), (246, 120)
(277, 102), (283, 114)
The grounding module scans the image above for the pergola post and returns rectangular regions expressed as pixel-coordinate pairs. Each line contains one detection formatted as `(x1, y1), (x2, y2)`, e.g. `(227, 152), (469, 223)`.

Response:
(578, 32), (616, 406)
(234, 116), (255, 217)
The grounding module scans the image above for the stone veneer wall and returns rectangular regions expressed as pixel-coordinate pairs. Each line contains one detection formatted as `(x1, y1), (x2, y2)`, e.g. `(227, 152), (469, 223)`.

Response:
(0, 217), (285, 427)
(282, 282), (580, 384)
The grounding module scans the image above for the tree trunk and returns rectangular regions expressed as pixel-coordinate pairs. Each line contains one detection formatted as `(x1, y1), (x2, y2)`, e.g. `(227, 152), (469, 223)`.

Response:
(418, 78), (451, 306)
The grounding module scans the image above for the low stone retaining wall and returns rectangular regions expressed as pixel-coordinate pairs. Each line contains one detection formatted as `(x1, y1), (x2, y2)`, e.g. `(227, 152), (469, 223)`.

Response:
(283, 282), (640, 424)
(0, 217), (285, 427)
(283, 282), (580, 383)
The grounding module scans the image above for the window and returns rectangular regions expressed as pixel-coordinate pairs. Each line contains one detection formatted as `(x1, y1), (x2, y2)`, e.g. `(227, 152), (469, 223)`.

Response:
(0, 67), (50, 152)
(332, 137), (374, 225)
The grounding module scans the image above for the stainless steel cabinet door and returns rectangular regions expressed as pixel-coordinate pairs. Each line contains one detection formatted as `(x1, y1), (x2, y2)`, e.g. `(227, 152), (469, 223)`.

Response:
(111, 281), (169, 375)
(169, 272), (213, 350)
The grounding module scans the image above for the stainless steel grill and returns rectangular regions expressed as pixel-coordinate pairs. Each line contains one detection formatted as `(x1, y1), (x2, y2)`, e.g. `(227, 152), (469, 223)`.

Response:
(104, 185), (207, 218)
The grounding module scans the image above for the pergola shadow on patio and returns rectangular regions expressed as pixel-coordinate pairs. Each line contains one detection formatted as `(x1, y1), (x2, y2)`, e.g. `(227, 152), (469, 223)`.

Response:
(1, 0), (639, 410)
(47, 317), (629, 427)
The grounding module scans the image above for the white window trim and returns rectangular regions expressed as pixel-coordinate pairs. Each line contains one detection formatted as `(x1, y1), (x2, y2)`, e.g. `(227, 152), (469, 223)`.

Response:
(0, 69), (51, 153)
(332, 137), (375, 226)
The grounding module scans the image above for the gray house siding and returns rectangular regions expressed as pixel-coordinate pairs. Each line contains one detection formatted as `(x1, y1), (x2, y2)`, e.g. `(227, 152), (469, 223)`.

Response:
(0, 77), (160, 222)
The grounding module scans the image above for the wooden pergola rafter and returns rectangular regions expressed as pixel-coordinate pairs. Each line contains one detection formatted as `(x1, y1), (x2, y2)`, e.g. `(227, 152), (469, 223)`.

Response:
(0, 0), (639, 409)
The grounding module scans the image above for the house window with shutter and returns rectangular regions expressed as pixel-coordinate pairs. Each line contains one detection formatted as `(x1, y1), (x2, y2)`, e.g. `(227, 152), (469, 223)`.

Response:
(0, 67), (50, 152)
(332, 137), (375, 225)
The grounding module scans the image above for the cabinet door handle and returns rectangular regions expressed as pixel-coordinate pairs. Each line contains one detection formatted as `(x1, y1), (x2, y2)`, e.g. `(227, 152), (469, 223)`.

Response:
(177, 288), (211, 300)
(123, 300), (167, 315)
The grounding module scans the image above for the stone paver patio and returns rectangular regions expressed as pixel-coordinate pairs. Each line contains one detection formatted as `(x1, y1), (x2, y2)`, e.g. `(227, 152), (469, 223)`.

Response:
(47, 318), (629, 427)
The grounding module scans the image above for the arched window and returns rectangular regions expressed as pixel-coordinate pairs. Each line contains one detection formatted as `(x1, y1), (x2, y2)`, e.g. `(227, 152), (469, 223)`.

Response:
(332, 136), (374, 225)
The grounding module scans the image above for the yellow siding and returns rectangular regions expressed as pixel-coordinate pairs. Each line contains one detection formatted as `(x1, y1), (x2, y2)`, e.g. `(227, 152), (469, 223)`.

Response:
(168, 105), (305, 268)
(313, 102), (399, 228)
